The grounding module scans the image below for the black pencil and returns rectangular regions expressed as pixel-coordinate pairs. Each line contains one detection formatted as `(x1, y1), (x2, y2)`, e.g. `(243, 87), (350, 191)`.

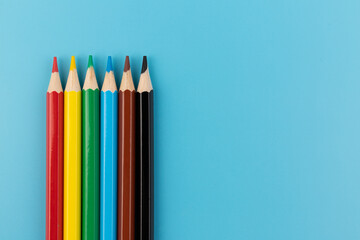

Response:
(135, 56), (154, 240)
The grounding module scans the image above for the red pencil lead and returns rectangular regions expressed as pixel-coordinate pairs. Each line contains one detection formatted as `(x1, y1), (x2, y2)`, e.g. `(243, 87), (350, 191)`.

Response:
(52, 57), (58, 73)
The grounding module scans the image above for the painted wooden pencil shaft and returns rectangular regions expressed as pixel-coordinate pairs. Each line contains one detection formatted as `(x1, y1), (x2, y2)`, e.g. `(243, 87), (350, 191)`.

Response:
(118, 91), (136, 240)
(64, 56), (81, 240)
(135, 91), (154, 240)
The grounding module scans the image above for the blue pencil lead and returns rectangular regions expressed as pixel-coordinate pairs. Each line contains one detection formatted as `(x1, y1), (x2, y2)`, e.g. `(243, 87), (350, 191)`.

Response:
(106, 56), (113, 72)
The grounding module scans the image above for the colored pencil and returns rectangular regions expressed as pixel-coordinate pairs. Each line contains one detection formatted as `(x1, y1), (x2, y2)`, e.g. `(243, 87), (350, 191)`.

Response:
(82, 55), (100, 240)
(118, 56), (136, 240)
(135, 56), (154, 240)
(64, 56), (82, 240)
(46, 57), (64, 240)
(100, 56), (118, 240)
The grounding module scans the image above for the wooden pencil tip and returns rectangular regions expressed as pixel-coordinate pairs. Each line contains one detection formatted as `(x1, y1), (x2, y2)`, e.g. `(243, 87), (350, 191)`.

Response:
(106, 56), (113, 72)
(70, 56), (76, 70)
(141, 56), (147, 73)
(124, 56), (130, 72)
(52, 57), (58, 73)
(88, 55), (93, 68)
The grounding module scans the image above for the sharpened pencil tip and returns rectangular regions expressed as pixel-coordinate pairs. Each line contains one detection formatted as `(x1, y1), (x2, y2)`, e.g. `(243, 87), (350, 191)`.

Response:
(106, 56), (113, 72)
(124, 56), (130, 72)
(70, 56), (76, 70)
(141, 56), (147, 73)
(88, 55), (93, 68)
(52, 57), (58, 73)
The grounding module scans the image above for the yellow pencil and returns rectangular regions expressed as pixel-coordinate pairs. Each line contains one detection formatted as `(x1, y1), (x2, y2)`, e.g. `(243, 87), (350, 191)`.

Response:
(64, 56), (81, 240)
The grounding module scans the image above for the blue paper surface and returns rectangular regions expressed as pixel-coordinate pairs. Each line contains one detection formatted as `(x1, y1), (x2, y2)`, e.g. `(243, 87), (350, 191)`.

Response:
(1, 0), (360, 239)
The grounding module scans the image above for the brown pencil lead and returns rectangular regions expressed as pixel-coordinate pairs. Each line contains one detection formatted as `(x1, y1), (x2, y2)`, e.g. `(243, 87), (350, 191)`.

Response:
(124, 56), (130, 72)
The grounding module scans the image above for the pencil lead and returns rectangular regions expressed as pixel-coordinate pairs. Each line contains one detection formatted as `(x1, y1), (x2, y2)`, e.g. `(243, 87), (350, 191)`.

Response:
(70, 56), (76, 70)
(52, 57), (58, 73)
(141, 56), (147, 73)
(88, 55), (93, 68)
(106, 56), (113, 73)
(124, 56), (130, 72)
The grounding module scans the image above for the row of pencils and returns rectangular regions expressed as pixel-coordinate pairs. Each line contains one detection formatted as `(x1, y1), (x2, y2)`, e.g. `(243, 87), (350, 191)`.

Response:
(46, 55), (154, 240)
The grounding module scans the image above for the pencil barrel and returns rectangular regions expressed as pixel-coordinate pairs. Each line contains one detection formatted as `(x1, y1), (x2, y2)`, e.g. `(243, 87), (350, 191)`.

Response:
(82, 89), (100, 240)
(118, 90), (136, 240)
(135, 91), (154, 240)
(46, 92), (64, 240)
(64, 91), (82, 240)
(100, 91), (118, 240)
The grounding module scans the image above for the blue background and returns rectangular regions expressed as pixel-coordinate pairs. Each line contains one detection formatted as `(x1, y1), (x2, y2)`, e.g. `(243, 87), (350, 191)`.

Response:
(1, 0), (360, 239)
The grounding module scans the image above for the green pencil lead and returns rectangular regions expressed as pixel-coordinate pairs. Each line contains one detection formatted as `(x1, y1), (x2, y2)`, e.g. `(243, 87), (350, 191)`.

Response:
(88, 55), (94, 68)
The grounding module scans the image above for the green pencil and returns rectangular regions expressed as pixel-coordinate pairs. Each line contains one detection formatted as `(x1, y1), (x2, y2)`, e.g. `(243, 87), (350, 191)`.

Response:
(82, 55), (100, 240)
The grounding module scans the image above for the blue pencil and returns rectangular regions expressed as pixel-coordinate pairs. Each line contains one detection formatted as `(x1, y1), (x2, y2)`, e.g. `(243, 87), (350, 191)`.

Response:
(100, 56), (118, 240)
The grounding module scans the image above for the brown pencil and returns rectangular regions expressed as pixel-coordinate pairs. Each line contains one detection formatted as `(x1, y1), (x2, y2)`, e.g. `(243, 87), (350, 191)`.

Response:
(118, 56), (136, 240)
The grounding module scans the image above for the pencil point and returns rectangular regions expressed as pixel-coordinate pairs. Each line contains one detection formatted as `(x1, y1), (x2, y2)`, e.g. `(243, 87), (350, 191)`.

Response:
(52, 57), (58, 73)
(106, 56), (113, 72)
(70, 56), (76, 70)
(141, 56), (147, 73)
(124, 56), (130, 72)
(88, 55), (93, 68)
(137, 56), (152, 92)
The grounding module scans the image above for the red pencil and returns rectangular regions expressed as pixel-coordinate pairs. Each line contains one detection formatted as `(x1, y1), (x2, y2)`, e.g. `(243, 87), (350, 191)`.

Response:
(46, 57), (64, 240)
